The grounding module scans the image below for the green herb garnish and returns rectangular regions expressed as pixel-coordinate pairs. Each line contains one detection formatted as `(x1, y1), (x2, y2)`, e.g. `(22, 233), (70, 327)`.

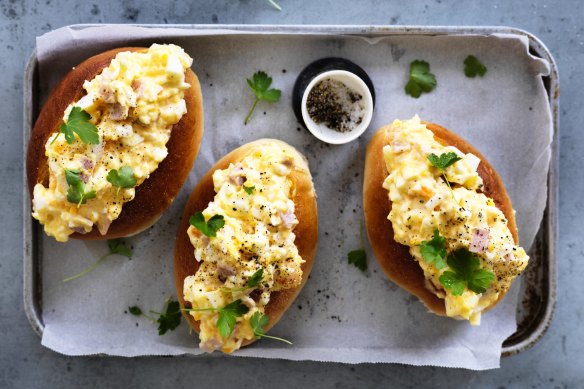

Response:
(439, 249), (495, 296)
(464, 55), (487, 78)
(107, 166), (137, 194)
(221, 269), (264, 293)
(348, 221), (368, 272)
(243, 185), (255, 195)
(184, 299), (249, 339)
(244, 71), (281, 125)
(129, 298), (182, 335)
(63, 238), (132, 282)
(65, 169), (96, 207)
(405, 60), (437, 98)
(250, 312), (292, 345)
(51, 106), (99, 145)
(420, 229), (447, 269)
(427, 152), (462, 201)
(189, 212), (225, 237)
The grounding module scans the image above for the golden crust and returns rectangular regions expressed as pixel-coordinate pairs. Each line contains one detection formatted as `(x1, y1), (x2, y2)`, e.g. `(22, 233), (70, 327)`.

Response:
(26, 47), (204, 240)
(174, 139), (318, 347)
(363, 122), (518, 316)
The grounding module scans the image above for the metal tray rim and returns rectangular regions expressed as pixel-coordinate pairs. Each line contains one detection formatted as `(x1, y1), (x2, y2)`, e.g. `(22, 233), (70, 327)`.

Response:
(22, 23), (558, 359)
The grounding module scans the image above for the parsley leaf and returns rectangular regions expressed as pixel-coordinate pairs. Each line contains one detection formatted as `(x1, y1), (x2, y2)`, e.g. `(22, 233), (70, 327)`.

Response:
(420, 229), (447, 269)
(250, 312), (292, 345)
(155, 299), (182, 335)
(348, 221), (368, 272)
(439, 249), (495, 296)
(189, 212), (225, 237)
(348, 249), (367, 272)
(63, 238), (132, 282)
(183, 299), (250, 339)
(128, 306), (142, 316)
(427, 152), (462, 201)
(464, 55), (487, 78)
(51, 106), (100, 145)
(216, 299), (250, 339)
(65, 169), (96, 207)
(246, 269), (264, 289)
(243, 185), (255, 195)
(244, 71), (281, 125)
(405, 60), (437, 98)
(107, 166), (137, 194)
(427, 152), (462, 171)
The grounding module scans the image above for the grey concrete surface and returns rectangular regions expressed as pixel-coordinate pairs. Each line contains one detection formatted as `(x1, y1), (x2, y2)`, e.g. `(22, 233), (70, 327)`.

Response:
(1, 0), (582, 388)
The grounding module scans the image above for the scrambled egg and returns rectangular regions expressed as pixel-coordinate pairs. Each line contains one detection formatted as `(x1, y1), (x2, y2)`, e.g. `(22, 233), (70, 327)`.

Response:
(32, 44), (192, 241)
(184, 143), (303, 353)
(382, 116), (529, 324)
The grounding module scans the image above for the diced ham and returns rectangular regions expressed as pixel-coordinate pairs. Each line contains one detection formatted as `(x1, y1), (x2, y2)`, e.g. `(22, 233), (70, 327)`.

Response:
(228, 164), (246, 186)
(217, 263), (236, 283)
(108, 103), (128, 121)
(469, 228), (489, 254)
(280, 212), (298, 229)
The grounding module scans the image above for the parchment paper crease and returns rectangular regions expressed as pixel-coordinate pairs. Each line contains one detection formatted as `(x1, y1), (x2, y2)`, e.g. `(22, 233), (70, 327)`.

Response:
(35, 25), (553, 370)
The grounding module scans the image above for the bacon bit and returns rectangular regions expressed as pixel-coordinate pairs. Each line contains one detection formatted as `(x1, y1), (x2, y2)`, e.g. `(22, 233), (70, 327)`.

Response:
(470, 228), (490, 254)
(80, 157), (94, 171)
(217, 263), (236, 282)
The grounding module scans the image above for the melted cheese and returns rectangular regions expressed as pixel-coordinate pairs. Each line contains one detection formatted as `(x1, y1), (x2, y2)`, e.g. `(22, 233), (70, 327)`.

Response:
(32, 44), (192, 242)
(382, 116), (529, 324)
(184, 144), (304, 353)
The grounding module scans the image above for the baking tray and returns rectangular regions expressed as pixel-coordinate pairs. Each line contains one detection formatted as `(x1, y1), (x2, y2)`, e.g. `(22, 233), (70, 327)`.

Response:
(22, 24), (559, 357)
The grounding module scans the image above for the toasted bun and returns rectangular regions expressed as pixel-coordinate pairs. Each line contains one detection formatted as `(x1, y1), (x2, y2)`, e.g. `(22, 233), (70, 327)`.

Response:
(26, 47), (204, 239)
(174, 139), (318, 346)
(363, 122), (518, 316)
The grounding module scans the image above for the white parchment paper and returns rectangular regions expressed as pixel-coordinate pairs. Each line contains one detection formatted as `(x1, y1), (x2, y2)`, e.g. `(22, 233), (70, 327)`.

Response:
(34, 25), (553, 370)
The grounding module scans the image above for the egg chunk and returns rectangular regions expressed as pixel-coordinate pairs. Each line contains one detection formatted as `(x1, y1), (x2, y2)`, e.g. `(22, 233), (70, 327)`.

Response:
(184, 144), (303, 353)
(32, 44), (192, 242)
(382, 116), (529, 324)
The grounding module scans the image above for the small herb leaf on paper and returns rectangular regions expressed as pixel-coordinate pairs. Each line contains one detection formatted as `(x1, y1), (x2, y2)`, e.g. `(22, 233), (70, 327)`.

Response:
(464, 55), (487, 78)
(155, 299), (182, 335)
(244, 71), (281, 125)
(250, 312), (292, 345)
(405, 60), (437, 98)
(348, 221), (368, 272)
(63, 239), (133, 283)
(128, 306), (142, 316)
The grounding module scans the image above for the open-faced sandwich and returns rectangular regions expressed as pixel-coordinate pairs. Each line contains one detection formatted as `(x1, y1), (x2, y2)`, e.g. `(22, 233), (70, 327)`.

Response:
(27, 44), (204, 242)
(174, 139), (318, 353)
(363, 116), (529, 325)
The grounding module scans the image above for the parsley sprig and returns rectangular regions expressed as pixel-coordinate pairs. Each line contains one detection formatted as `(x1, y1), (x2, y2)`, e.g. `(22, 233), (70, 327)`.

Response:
(244, 71), (281, 125)
(348, 221), (367, 272)
(405, 60), (437, 98)
(65, 169), (96, 207)
(439, 249), (495, 296)
(222, 269), (264, 293)
(130, 298), (182, 335)
(427, 152), (462, 201)
(63, 239), (132, 282)
(107, 166), (137, 195)
(189, 212), (225, 237)
(183, 299), (249, 339)
(419, 229), (447, 269)
(250, 312), (292, 345)
(51, 106), (99, 145)
(464, 55), (487, 78)
(243, 185), (255, 195)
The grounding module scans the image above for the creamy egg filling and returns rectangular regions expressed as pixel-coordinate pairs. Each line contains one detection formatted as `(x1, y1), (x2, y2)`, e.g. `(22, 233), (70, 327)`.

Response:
(32, 44), (192, 242)
(382, 116), (529, 325)
(184, 144), (303, 353)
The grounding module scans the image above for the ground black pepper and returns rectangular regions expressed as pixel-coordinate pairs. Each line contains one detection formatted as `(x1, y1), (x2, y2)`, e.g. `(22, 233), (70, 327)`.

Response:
(306, 78), (364, 132)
